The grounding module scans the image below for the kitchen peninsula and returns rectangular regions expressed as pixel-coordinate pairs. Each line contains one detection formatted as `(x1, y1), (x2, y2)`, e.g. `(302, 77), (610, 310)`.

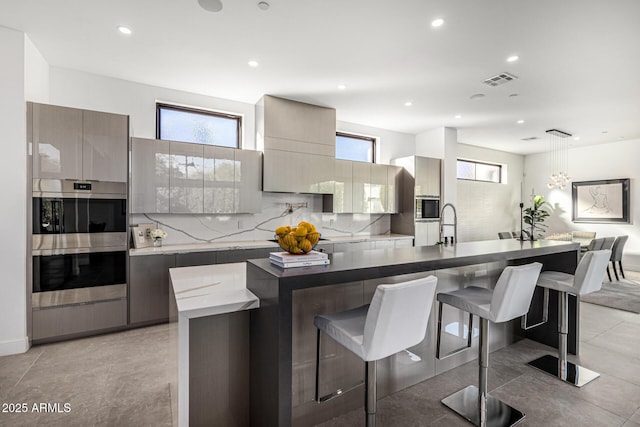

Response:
(247, 239), (579, 426)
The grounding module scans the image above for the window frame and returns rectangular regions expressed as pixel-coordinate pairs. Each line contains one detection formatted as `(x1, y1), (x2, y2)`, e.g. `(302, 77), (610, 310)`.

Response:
(456, 158), (503, 183)
(156, 102), (242, 148)
(335, 131), (376, 163)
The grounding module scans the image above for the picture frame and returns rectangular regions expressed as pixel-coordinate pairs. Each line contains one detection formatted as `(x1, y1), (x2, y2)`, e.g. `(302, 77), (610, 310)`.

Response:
(131, 223), (157, 248)
(572, 178), (630, 223)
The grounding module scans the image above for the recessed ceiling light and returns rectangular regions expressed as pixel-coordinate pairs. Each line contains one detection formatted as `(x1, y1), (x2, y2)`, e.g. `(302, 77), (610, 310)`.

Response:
(337, 84), (346, 90)
(602, 131), (608, 134)
(198, 0), (223, 12)
(507, 55), (519, 63)
(455, 115), (462, 119)
(573, 136), (580, 141)
(248, 60), (259, 67)
(404, 101), (413, 107)
(117, 26), (132, 35)
(509, 93), (519, 97)
(470, 93), (485, 100)
(257, 1), (270, 10)
(517, 120), (525, 124)
(431, 18), (444, 27)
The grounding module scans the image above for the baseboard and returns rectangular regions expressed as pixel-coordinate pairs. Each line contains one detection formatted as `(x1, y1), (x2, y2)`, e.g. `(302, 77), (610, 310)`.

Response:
(0, 336), (30, 356)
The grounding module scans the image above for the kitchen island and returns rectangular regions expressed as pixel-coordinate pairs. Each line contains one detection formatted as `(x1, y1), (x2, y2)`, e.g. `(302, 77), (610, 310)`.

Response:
(247, 239), (579, 426)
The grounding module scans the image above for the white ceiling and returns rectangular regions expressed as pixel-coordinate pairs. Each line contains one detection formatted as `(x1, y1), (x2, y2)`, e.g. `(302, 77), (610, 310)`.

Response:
(2, 0), (640, 155)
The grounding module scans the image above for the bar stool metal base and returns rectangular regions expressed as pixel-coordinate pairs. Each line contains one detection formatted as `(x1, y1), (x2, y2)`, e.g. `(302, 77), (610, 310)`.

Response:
(528, 354), (600, 387)
(442, 386), (525, 427)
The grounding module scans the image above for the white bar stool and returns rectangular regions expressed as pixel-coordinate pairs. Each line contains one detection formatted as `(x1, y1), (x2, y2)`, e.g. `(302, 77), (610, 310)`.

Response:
(314, 276), (438, 427)
(437, 262), (542, 427)
(528, 250), (611, 387)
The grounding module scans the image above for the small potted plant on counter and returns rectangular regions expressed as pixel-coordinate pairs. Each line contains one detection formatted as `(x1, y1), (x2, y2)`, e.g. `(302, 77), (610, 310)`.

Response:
(150, 228), (168, 247)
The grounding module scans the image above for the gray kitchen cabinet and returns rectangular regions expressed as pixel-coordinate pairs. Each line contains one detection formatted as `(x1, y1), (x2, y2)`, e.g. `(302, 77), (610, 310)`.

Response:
(32, 103), (83, 180)
(129, 254), (176, 324)
(373, 239), (395, 249)
(333, 159), (353, 213)
(261, 95), (336, 146)
(130, 137), (170, 213)
(263, 150), (332, 194)
(82, 110), (128, 182)
(415, 156), (441, 197)
(258, 95), (337, 195)
(170, 141), (204, 214)
(204, 145), (235, 213)
(216, 247), (274, 263)
(234, 149), (262, 213)
(31, 102), (128, 182)
(175, 251), (217, 267)
(369, 163), (388, 213)
(352, 161), (371, 213)
(387, 165), (403, 214)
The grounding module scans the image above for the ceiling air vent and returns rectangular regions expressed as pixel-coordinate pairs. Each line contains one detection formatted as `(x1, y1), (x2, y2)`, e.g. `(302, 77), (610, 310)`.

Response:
(482, 72), (518, 87)
(545, 129), (572, 138)
(521, 137), (539, 141)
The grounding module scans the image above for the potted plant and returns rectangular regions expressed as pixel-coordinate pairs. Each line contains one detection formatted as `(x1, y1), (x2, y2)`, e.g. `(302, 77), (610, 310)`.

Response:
(523, 195), (550, 240)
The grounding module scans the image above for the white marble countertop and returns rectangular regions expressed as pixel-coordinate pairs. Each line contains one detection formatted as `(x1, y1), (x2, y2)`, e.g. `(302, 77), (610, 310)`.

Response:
(130, 233), (414, 256)
(169, 262), (259, 318)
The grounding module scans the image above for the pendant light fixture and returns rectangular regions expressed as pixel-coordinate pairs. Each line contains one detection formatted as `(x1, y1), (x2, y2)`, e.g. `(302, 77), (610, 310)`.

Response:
(545, 129), (571, 190)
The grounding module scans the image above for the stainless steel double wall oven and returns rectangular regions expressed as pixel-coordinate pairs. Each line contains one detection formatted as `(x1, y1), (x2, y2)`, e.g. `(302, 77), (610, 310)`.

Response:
(32, 179), (127, 311)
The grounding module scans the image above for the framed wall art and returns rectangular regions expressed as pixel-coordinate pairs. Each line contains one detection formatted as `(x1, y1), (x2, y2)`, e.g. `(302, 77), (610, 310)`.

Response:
(572, 178), (630, 223)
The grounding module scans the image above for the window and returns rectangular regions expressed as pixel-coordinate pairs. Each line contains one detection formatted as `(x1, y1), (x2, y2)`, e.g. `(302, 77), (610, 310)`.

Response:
(457, 159), (502, 183)
(156, 103), (241, 148)
(336, 132), (375, 162)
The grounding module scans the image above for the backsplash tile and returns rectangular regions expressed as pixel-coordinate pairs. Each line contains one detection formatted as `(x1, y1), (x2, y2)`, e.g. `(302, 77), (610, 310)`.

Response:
(131, 193), (390, 245)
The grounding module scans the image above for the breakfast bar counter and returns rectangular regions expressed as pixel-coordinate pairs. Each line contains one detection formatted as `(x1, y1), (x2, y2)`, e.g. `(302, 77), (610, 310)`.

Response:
(247, 239), (580, 426)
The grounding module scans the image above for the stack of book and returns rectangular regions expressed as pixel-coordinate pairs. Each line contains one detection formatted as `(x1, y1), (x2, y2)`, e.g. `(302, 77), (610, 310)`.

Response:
(269, 250), (330, 268)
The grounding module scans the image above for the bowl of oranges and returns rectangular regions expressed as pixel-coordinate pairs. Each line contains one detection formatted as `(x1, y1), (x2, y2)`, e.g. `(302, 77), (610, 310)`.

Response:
(275, 221), (320, 254)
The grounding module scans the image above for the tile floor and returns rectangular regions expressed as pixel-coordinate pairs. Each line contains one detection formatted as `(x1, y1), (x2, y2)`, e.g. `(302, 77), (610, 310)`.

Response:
(1, 272), (639, 426)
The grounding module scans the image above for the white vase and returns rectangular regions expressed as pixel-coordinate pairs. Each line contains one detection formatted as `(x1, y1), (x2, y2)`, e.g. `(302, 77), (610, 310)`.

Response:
(153, 239), (163, 247)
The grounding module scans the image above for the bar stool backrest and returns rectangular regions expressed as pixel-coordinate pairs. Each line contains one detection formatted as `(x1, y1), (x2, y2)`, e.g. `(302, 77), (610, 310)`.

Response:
(490, 262), (543, 323)
(363, 276), (438, 361)
(601, 236), (616, 251)
(611, 235), (629, 262)
(574, 250), (611, 295)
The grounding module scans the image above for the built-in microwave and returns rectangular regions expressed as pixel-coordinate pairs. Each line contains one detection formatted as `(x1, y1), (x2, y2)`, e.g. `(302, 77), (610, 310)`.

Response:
(415, 196), (440, 221)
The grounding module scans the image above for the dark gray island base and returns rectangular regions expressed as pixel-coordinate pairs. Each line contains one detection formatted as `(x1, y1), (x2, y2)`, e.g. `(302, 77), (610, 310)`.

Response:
(247, 239), (579, 426)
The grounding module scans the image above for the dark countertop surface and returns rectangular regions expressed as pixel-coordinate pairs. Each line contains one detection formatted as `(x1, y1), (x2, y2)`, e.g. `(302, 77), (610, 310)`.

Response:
(247, 239), (580, 292)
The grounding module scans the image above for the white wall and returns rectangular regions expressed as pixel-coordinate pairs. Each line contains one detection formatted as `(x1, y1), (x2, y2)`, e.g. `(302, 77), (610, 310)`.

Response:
(456, 143), (525, 242)
(49, 68), (257, 149)
(525, 139), (640, 270)
(24, 35), (49, 103)
(0, 26), (28, 356)
(415, 128), (445, 159)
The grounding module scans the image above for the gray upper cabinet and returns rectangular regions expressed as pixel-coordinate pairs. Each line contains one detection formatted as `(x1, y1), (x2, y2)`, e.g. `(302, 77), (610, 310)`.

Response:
(130, 137), (170, 213)
(387, 165), (402, 214)
(352, 161), (370, 213)
(32, 103), (83, 180)
(262, 95), (336, 145)
(31, 102), (128, 182)
(170, 141), (204, 214)
(415, 156), (441, 197)
(369, 163), (388, 213)
(82, 110), (128, 182)
(257, 95), (336, 194)
(333, 159), (353, 213)
(204, 145), (235, 213)
(131, 138), (261, 214)
(234, 149), (262, 213)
